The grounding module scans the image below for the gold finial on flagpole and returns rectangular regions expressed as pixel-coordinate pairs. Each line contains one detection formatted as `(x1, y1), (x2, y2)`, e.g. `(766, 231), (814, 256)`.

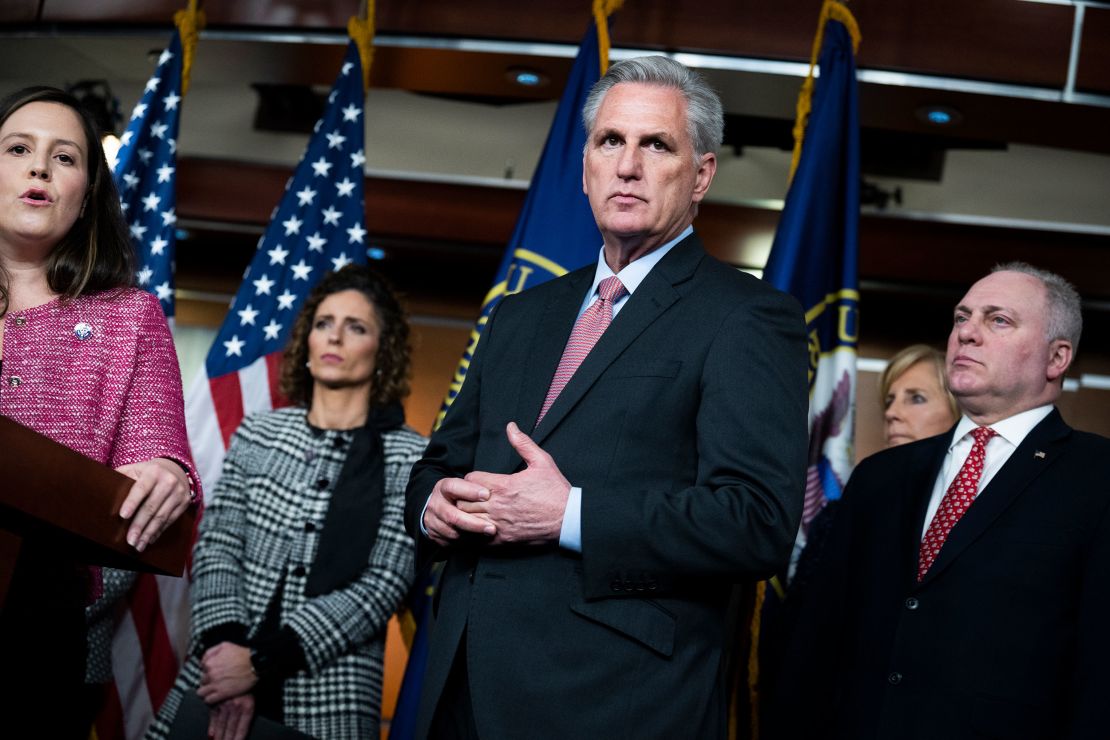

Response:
(348, 0), (376, 93)
(173, 0), (206, 97)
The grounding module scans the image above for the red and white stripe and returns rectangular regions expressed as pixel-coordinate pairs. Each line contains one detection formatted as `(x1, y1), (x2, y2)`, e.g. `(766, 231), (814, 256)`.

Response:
(105, 352), (287, 738)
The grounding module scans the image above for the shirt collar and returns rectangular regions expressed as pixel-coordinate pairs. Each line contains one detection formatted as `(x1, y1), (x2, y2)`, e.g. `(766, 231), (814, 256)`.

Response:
(948, 404), (1054, 451)
(586, 225), (693, 299)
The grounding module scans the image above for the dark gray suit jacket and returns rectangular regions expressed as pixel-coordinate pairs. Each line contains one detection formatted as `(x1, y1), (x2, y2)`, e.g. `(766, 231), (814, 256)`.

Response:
(769, 408), (1110, 740)
(405, 234), (808, 739)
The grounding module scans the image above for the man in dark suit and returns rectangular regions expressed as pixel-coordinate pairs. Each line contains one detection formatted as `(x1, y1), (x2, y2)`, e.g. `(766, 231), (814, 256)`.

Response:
(769, 263), (1110, 740)
(404, 56), (809, 739)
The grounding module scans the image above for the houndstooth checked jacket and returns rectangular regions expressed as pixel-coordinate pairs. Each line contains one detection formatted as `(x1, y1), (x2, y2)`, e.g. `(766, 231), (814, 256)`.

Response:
(147, 407), (426, 739)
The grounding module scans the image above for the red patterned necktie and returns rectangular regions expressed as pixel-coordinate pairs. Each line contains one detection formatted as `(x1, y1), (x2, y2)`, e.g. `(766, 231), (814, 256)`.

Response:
(536, 275), (628, 424)
(917, 426), (998, 581)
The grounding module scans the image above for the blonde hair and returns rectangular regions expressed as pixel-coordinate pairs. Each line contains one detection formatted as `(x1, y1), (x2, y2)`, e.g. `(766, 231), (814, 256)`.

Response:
(879, 344), (958, 420)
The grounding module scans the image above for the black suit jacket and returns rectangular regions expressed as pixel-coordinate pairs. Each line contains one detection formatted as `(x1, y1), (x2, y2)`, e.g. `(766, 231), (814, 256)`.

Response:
(769, 409), (1110, 740)
(405, 234), (809, 739)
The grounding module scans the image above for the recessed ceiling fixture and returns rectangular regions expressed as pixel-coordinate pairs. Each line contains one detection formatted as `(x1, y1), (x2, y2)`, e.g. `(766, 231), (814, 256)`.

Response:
(915, 105), (963, 127)
(506, 67), (549, 88)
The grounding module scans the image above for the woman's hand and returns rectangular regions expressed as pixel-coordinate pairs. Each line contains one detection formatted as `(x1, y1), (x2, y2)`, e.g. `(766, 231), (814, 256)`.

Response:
(116, 457), (191, 551)
(208, 694), (255, 740)
(198, 642), (257, 705)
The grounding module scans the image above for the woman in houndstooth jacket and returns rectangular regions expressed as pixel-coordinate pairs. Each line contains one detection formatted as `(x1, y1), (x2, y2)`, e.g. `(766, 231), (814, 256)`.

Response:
(148, 265), (427, 740)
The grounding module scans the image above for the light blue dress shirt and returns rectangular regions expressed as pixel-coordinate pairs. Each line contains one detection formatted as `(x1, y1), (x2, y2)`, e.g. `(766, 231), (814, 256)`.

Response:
(558, 226), (693, 552)
(420, 227), (694, 548)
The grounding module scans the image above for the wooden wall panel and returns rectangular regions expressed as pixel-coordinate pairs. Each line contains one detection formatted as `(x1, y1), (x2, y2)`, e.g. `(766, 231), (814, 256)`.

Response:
(33, 0), (1078, 89)
(1077, 7), (1110, 95)
(0, 1), (40, 22)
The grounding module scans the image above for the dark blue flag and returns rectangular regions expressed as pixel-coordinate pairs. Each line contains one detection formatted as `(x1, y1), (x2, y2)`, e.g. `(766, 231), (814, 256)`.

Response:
(387, 568), (435, 740)
(434, 22), (606, 429)
(763, 9), (861, 529)
(113, 30), (184, 318)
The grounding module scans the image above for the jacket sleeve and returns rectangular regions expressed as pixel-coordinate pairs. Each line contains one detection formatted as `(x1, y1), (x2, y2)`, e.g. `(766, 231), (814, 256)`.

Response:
(188, 421), (254, 641)
(284, 431), (424, 674)
(108, 292), (202, 500)
(404, 299), (506, 565)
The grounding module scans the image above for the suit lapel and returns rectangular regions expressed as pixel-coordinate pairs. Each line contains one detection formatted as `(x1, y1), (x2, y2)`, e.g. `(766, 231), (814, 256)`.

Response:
(918, 409), (1071, 586)
(904, 434), (950, 585)
(519, 268), (595, 436)
(530, 235), (704, 446)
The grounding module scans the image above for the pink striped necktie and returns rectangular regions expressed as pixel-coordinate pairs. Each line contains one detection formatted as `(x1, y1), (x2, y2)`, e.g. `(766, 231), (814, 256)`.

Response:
(536, 275), (628, 424)
(917, 426), (997, 581)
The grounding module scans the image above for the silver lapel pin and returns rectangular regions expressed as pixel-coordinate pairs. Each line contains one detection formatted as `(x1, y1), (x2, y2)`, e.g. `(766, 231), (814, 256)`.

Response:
(1034, 450), (1046, 459)
(73, 322), (94, 340)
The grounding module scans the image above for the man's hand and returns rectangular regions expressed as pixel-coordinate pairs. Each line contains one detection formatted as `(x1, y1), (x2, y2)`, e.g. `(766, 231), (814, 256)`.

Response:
(458, 422), (571, 545)
(422, 476), (498, 547)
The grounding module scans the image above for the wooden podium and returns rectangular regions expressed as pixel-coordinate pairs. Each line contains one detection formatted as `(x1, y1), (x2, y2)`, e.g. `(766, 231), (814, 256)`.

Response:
(0, 415), (195, 606)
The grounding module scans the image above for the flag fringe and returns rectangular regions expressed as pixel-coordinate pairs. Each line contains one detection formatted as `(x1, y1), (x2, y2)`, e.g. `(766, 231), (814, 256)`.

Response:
(788, 0), (861, 183)
(746, 580), (767, 740)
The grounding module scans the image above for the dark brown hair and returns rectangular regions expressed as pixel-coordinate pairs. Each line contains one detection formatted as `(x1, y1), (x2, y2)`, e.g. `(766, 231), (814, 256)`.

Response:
(280, 264), (412, 410)
(0, 86), (134, 317)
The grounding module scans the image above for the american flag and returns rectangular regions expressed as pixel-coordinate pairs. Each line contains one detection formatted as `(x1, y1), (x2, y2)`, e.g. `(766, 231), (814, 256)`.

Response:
(185, 38), (368, 491)
(98, 29), (190, 740)
(113, 30), (183, 318)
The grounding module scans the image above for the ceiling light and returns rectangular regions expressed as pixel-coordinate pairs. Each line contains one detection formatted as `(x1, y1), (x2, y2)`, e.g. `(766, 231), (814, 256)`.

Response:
(915, 105), (963, 127)
(506, 67), (549, 88)
(101, 133), (122, 170)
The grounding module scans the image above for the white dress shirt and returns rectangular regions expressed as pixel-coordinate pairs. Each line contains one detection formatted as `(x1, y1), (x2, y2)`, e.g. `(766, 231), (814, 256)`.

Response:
(920, 404), (1054, 539)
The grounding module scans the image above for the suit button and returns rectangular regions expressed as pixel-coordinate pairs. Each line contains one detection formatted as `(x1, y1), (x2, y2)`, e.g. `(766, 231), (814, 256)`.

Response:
(610, 580), (623, 592)
(888, 672), (903, 685)
(304, 522), (317, 533)
(14, 316), (26, 326)
(315, 478), (329, 490)
(292, 565), (306, 577)
(8, 376), (22, 387)
(905, 597), (919, 610)
(647, 583), (657, 591)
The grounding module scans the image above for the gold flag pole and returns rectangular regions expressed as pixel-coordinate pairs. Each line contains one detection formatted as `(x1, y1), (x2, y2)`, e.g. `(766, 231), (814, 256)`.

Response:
(592, 0), (626, 75)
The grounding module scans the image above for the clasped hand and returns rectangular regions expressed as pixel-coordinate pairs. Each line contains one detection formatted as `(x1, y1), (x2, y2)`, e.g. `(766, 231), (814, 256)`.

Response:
(115, 457), (191, 552)
(422, 422), (570, 546)
(198, 642), (258, 740)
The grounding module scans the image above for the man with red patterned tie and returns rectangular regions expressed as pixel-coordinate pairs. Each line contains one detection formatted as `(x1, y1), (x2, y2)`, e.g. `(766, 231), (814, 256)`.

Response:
(404, 56), (809, 739)
(769, 263), (1110, 740)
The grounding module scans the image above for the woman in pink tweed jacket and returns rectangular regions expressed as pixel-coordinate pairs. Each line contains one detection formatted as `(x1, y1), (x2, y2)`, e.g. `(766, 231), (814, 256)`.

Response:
(0, 86), (200, 737)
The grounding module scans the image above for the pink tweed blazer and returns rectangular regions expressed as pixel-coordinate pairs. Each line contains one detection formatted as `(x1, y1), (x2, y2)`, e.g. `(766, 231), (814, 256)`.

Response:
(0, 287), (201, 496)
